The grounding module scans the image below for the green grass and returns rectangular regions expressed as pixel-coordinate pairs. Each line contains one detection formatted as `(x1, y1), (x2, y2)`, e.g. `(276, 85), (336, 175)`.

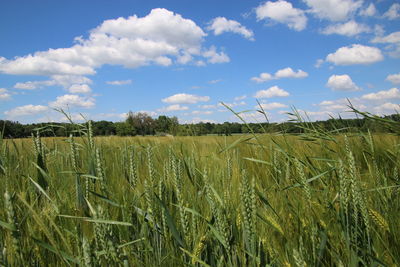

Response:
(0, 129), (399, 266)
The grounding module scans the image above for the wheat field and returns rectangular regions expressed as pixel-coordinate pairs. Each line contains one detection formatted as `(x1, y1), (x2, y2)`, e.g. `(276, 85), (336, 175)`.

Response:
(0, 122), (399, 266)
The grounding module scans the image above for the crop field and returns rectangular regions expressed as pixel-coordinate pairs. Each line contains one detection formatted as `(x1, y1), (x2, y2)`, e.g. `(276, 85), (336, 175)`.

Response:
(0, 122), (399, 266)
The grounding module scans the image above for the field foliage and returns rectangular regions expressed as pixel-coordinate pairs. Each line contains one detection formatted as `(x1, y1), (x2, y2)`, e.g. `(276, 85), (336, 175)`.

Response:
(0, 113), (399, 266)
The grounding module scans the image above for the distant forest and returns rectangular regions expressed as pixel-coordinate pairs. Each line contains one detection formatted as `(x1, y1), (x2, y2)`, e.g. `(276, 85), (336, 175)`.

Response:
(1, 111), (400, 138)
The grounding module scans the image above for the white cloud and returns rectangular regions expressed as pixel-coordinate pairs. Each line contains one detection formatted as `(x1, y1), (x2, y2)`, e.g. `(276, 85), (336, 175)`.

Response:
(326, 74), (361, 91)
(0, 88), (11, 101)
(13, 75), (92, 93)
(257, 102), (288, 110)
(299, 110), (335, 120)
(199, 104), (217, 109)
(49, 94), (95, 109)
(192, 110), (213, 115)
(251, 72), (274, 83)
(326, 44), (383, 65)
(359, 3), (377, 17)
(4, 104), (49, 117)
(319, 100), (335, 106)
(235, 111), (269, 123)
(275, 67), (308, 78)
(158, 104), (189, 112)
(234, 95), (247, 101)
(203, 46), (230, 64)
(371, 31), (400, 44)
(371, 31), (400, 58)
(53, 75), (92, 86)
(195, 60), (206, 66)
(207, 17), (254, 40)
(361, 88), (400, 100)
(254, 86), (290, 98)
(162, 93), (210, 104)
(208, 79), (222, 84)
(14, 80), (56, 90)
(386, 73), (400, 85)
(0, 55), (95, 76)
(256, 0), (307, 31)
(218, 101), (246, 108)
(0, 8), (228, 77)
(251, 67), (308, 83)
(106, 80), (132, 85)
(315, 59), (324, 68)
(318, 98), (362, 110)
(68, 84), (92, 94)
(383, 3), (400, 20)
(321, 20), (370, 36)
(90, 112), (128, 121)
(310, 94), (400, 120)
(303, 0), (363, 21)
(374, 102), (399, 114)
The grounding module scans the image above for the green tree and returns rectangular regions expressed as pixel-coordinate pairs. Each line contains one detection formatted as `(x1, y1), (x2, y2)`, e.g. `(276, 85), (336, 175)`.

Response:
(115, 122), (135, 136)
(126, 112), (155, 136)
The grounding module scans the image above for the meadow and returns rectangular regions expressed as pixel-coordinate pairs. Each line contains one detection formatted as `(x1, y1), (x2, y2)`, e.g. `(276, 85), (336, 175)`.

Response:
(0, 118), (399, 266)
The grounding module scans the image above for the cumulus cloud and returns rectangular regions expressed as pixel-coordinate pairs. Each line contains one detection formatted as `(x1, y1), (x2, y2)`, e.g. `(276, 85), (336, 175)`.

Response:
(257, 102), (288, 110)
(371, 31), (400, 44)
(371, 31), (400, 58)
(383, 3), (400, 20)
(52, 75), (93, 88)
(218, 101), (246, 108)
(254, 86), (290, 98)
(361, 88), (400, 100)
(374, 102), (399, 114)
(158, 104), (189, 112)
(162, 93), (210, 104)
(234, 95), (247, 101)
(303, 0), (363, 21)
(202, 46), (230, 64)
(207, 17), (254, 40)
(234, 111), (269, 123)
(68, 84), (92, 94)
(13, 75), (93, 94)
(14, 80), (56, 90)
(198, 104), (217, 109)
(326, 74), (361, 91)
(275, 67), (308, 78)
(315, 59), (324, 68)
(321, 20), (370, 36)
(0, 8), (228, 78)
(49, 94), (95, 109)
(386, 73), (400, 84)
(255, 0), (307, 31)
(311, 93), (400, 120)
(326, 44), (383, 65)
(251, 67), (308, 83)
(251, 72), (274, 83)
(0, 55), (95, 76)
(319, 100), (335, 106)
(0, 88), (11, 101)
(192, 110), (213, 115)
(90, 112), (128, 121)
(4, 104), (49, 117)
(106, 80), (132, 85)
(359, 3), (377, 17)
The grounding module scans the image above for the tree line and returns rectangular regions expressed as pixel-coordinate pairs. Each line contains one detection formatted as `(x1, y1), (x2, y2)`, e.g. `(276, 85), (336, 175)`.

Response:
(1, 111), (399, 138)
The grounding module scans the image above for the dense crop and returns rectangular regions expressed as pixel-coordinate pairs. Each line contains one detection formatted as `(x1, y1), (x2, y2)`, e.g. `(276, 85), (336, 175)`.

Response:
(0, 117), (399, 266)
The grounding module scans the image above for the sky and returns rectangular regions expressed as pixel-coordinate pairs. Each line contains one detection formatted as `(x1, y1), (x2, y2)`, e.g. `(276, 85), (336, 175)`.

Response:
(0, 0), (399, 124)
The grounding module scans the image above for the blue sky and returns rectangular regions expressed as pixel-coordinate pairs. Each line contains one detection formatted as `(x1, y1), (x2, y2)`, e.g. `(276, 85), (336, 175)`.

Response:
(1, 0), (399, 124)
